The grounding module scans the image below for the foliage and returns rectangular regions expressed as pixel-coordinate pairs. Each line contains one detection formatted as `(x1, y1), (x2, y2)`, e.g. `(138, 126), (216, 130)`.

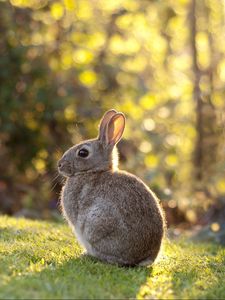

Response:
(0, 215), (224, 299)
(0, 0), (225, 221)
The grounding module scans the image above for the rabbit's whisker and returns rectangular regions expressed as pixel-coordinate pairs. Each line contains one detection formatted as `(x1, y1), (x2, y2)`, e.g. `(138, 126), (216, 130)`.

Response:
(51, 173), (60, 183)
(50, 179), (59, 192)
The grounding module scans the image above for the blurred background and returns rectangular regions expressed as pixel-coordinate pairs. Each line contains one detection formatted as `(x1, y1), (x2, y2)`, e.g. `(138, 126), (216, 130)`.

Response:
(0, 0), (225, 238)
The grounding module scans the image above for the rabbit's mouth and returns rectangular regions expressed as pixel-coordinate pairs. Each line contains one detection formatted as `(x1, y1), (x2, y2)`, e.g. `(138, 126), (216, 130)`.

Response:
(58, 160), (74, 177)
(58, 169), (74, 177)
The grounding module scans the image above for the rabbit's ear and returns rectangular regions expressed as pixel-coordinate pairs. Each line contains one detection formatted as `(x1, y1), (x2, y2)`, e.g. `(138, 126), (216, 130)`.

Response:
(98, 109), (117, 141)
(106, 113), (125, 146)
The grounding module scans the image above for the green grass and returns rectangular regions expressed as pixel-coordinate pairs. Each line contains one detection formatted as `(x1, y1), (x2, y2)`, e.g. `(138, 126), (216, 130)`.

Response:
(0, 216), (224, 299)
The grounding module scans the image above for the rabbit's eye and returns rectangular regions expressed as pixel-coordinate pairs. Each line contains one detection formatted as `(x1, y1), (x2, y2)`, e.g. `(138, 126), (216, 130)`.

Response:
(78, 148), (89, 158)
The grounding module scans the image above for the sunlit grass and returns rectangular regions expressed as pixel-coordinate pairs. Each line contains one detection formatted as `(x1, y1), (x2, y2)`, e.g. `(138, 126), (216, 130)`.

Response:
(0, 216), (224, 299)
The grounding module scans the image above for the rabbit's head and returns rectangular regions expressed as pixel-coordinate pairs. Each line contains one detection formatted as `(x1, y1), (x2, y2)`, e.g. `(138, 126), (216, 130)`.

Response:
(58, 109), (125, 177)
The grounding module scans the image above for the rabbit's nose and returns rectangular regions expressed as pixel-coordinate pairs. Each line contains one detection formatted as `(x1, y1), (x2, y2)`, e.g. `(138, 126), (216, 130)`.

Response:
(58, 160), (63, 169)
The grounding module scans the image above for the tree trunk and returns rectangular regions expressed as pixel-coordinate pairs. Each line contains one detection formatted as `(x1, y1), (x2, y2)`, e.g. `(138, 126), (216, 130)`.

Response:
(190, 0), (221, 188)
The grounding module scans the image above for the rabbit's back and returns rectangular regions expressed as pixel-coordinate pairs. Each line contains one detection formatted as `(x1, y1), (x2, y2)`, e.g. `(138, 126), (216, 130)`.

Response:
(103, 170), (164, 261)
(107, 170), (163, 223)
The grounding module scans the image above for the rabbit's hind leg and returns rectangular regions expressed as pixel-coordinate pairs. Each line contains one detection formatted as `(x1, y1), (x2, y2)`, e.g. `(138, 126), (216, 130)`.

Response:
(91, 250), (134, 267)
(138, 257), (153, 266)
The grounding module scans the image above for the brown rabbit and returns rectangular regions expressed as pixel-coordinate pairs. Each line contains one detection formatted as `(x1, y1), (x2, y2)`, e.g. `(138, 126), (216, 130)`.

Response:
(58, 109), (165, 266)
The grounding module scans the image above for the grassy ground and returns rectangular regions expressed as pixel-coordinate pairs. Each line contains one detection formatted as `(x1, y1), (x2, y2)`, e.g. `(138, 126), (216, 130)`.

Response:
(0, 216), (224, 299)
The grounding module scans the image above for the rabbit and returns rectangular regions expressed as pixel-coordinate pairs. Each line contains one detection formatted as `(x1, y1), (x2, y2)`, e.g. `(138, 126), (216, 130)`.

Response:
(58, 109), (165, 266)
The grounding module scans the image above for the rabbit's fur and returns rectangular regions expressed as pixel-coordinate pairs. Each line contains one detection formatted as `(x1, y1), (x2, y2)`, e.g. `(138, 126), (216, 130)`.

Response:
(58, 109), (165, 266)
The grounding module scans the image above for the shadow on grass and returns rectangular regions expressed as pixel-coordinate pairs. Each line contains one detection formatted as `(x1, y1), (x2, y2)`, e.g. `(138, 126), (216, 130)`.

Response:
(0, 251), (152, 299)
